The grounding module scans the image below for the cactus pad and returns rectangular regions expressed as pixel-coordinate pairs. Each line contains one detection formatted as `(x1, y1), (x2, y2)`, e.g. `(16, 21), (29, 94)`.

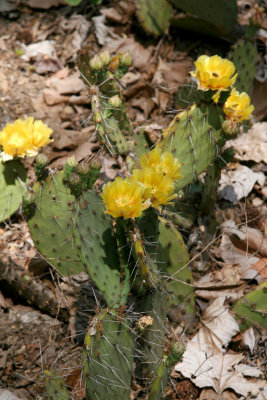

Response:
(0, 160), (27, 222)
(76, 190), (129, 308)
(27, 171), (84, 276)
(169, 0), (237, 37)
(229, 39), (257, 94)
(233, 282), (267, 331)
(158, 103), (223, 191)
(83, 310), (134, 399)
(136, 0), (173, 36)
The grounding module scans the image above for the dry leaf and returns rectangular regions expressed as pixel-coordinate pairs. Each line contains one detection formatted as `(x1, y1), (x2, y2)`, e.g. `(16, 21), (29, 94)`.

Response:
(229, 226), (267, 258)
(213, 221), (263, 282)
(192, 297), (239, 353)
(175, 342), (265, 396)
(228, 122), (267, 163)
(242, 327), (255, 354)
(199, 388), (239, 400)
(218, 165), (265, 204)
(152, 57), (193, 93)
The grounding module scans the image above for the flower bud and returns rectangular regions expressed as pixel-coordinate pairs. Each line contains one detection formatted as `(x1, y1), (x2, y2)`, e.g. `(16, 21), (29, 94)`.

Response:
(119, 51), (132, 67)
(77, 161), (90, 175)
(94, 111), (102, 124)
(222, 119), (238, 135)
(108, 95), (122, 108)
(69, 173), (81, 186)
(66, 156), (78, 169)
(89, 159), (102, 170)
(35, 153), (48, 168)
(99, 49), (111, 66)
(89, 54), (103, 70)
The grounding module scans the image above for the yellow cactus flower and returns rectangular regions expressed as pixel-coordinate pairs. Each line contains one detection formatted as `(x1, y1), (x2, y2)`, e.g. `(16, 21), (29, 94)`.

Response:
(101, 176), (150, 219)
(132, 167), (176, 209)
(32, 119), (53, 148)
(140, 148), (183, 181)
(139, 148), (162, 170)
(223, 88), (254, 123)
(190, 55), (237, 97)
(0, 117), (53, 160)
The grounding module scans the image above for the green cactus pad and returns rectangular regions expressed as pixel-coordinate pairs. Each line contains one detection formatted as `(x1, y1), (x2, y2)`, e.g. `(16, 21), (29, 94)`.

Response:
(27, 171), (84, 276)
(158, 103), (223, 191)
(229, 39), (257, 94)
(233, 282), (267, 331)
(83, 310), (134, 400)
(136, 0), (173, 36)
(76, 190), (128, 308)
(0, 160), (27, 222)
(169, 0), (237, 38)
(45, 369), (71, 400)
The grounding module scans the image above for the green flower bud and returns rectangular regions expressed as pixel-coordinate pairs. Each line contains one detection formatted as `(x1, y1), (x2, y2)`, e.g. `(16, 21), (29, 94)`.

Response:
(35, 153), (48, 168)
(77, 161), (90, 175)
(66, 156), (78, 169)
(222, 119), (238, 135)
(89, 54), (103, 70)
(119, 51), (132, 67)
(99, 49), (111, 66)
(108, 95), (122, 108)
(69, 173), (81, 186)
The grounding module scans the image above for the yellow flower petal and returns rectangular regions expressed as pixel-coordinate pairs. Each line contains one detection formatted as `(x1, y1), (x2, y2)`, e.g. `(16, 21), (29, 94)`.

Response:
(223, 88), (254, 123)
(139, 148), (183, 181)
(32, 120), (53, 148)
(101, 176), (150, 219)
(0, 117), (53, 159)
(132, 167), (176, 208)
(190, 55), (237, 93)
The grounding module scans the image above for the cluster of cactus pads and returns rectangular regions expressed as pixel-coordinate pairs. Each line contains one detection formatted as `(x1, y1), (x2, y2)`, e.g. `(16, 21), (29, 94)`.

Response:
(21, 48), (261, 400)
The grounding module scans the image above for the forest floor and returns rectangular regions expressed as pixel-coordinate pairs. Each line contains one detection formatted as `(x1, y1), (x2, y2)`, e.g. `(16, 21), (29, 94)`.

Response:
(0, 1), (266, 399)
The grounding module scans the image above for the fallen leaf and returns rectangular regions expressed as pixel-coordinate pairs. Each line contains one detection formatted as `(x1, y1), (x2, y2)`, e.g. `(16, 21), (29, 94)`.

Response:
(213, 220), (263, 282)
(228, 122), (267, 163)
(175, 342), (265, 396)
(199, 388), (239, 400)
(229, 226), (267, 258)
(107, 36), (154, 70)
(49, 73), (85, 95)
(252, 258), (267, 279)
(152, 57), (193, 93)
(242, 327), (256, 354)
(27, 0), (65, 8)
(219, 165), (265, 204)
(192, 297), (239, 353)
(43, 88), (69, 105)
(92, 15), (120, 46)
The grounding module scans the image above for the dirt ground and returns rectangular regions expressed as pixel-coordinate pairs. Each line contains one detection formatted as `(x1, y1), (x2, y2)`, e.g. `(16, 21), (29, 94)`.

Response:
(0, 1), (266, 399)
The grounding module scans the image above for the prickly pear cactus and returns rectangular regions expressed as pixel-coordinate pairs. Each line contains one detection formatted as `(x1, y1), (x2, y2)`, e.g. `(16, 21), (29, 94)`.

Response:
(76, 190), (130, 308)
(229, 39), (257, 94)
(157, 103), (223, 191)
(77, 50), (133, 156)
(169, 0), (238, 38)
(136, 0), (173, 36)
(83, 310), (134, 400)
(233, 282), (267, 331)
(27, 171), (84, 276)
(0, 160), (27, 222)
(44, 369), (71, 400)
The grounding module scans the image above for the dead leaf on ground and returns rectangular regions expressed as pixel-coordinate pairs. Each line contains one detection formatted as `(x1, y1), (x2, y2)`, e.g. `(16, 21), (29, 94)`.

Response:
(219, 164), (265, 204)
(228, 225), (267, 257)
(107, 36), (154, 70)
(27, 0), (65, 9)
(228, 122), (267, 163)
(243, 327), (256, 354)
(152, 57), (193, 93)
(199, 388), (239, 400)
(213, 221), (263, 283)
(58, 14), (91, 61)
(175, 342), (265, 397)
(192, 297), (239, 353)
